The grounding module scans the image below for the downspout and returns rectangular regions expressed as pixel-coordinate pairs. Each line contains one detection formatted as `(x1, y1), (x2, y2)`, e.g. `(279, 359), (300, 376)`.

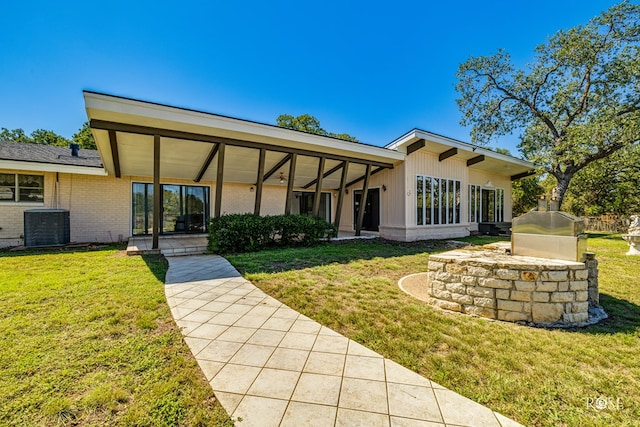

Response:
(54, 172), (59, 209)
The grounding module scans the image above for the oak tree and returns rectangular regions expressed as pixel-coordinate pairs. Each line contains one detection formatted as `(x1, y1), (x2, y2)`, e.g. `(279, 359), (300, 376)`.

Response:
(456, 1), (640, 208)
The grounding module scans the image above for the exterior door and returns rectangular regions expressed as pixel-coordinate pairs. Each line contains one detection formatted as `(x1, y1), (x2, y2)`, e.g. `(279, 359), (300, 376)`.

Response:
(354, 188), (380, 231)
(481, 189), (496, 222)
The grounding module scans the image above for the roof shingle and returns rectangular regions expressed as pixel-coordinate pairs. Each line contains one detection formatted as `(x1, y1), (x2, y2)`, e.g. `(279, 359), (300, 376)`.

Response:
(0, 141), (103, 168)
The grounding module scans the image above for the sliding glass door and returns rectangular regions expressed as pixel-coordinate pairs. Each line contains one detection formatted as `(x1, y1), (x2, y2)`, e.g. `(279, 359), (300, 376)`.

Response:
(132, 183), (210, 236)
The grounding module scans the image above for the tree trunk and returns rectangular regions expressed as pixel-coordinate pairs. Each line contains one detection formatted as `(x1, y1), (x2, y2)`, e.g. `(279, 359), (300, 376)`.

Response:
(554, 172), (573, 211)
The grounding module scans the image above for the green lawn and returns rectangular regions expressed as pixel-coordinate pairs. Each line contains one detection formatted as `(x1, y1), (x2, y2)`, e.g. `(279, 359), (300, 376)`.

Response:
(0, 246), (233, 427)
(227, 234), (640, 427)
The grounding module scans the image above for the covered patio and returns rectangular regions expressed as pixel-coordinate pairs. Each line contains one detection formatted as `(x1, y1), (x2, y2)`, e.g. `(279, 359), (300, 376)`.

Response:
(85, 91), (403, 250)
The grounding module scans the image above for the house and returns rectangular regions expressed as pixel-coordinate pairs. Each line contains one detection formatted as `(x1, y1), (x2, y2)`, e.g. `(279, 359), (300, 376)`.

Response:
(0, 91), (534, 249)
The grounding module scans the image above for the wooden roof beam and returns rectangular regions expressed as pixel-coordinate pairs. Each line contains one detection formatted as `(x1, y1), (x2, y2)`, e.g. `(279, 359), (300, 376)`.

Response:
(467, 155), (485, 167)
(439, 147), (458, 162)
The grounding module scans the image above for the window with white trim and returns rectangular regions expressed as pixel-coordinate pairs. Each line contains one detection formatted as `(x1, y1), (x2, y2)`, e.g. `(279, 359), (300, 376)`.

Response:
(417, 175), (460, 225)
(0, 173), (44, 202)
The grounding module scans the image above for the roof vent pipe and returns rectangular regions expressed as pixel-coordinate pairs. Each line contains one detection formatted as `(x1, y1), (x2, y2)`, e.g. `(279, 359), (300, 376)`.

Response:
(70, 143), (80, 157)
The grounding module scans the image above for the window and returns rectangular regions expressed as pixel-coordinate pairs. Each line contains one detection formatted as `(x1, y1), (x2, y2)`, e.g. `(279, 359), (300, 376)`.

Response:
(416, 175), (460, 225)
(469, 184), (481, 223)
(132, 183), (210, 235)
(0, 173), (43, 202)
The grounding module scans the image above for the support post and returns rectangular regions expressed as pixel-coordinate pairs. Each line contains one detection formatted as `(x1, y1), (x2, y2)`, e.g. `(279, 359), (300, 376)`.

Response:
(355, 164), (371, 236)
(312, 157), (325, 217)
(254, 148), (266, 215)
(284, 153), (297, 215)
(152, 135), (161, 249)
(334, 161), (349, 230)
(214, 142), (225, 217)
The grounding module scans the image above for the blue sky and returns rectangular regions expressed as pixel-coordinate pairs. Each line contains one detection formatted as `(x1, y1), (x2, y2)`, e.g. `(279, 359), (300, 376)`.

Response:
(0, 1), (622, 156)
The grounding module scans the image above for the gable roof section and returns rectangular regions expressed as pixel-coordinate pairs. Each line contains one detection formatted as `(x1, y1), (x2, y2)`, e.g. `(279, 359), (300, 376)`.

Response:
(386, 129), (534, 179)
(0, 141), (107, 175)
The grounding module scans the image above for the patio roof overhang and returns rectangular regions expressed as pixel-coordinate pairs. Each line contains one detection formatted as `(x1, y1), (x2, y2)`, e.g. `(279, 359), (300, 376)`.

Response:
(84, 91), (405, 246)
(84, 91), (403, 188)
(386, 129), (536, 181)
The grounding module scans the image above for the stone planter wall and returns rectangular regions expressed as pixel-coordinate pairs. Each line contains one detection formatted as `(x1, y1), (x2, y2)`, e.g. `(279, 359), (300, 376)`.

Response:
(427, 250), (598, 326)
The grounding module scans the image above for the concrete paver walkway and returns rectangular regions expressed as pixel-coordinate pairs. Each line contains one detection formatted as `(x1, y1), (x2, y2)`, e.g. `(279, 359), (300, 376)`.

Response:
(165, 255), (524, 427)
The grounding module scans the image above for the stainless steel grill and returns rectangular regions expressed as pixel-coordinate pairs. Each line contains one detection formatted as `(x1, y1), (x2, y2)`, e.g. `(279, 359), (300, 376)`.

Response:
(511, 211), (587, 262)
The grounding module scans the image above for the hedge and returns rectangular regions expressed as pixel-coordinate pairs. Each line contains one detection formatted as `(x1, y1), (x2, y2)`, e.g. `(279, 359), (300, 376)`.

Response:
(208, 213), (337, 253)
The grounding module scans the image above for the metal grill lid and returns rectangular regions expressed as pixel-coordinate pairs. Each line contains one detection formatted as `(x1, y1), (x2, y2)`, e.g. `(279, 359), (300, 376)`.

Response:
(512, 211), (585, 236)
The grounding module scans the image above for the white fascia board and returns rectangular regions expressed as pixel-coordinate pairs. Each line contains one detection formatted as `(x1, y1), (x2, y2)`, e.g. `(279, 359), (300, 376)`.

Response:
(387, 129), (533, 169)
(84, 92), (405, 164)
(0, 160), (108, 176)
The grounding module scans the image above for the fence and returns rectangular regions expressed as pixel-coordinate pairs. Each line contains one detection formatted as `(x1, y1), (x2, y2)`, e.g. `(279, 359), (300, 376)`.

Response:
(582, 215), (630, 233)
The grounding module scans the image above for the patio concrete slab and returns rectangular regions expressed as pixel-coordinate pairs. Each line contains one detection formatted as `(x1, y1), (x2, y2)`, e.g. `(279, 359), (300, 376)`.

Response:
(165, 254), (525, 427)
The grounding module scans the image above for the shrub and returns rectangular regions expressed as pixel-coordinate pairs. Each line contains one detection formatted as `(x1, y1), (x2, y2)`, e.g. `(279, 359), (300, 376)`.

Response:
(208, 213), (336, 253)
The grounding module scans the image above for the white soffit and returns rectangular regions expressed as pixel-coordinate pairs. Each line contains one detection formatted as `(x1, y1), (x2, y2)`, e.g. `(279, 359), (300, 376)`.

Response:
(388, 129), (533, 176)
(84, 92), (404, 167)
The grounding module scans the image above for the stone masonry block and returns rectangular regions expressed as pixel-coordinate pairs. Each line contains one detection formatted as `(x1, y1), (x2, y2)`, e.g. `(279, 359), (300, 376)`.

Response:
(575, 291), (589, 302)
(467, 266), (492, 277)
(510, 291), (532, 302)
(461, 275), (477, 286)
(498, 310), (530, 322)
(432, 289), (451, 300)
(436, 272), (460, 283)
(550, 292), (575, 303)
(571, 302), (589, 313)
(433, 299), (462, 312)
(497, 300), (523, 312)
(532, 303), (564, 323)
(446, 282), (467, 295)
(574, 269), (589, 280)
(445, 263), (467, 274)
(514, 281), (536, 292)
(473, 297), (496, 308)
(467, 286), (494, 298)
(451, 293), (474, 305)
(495, 289), (510, 299)
(557, 282), (569, 292)
(536, 282), (558, 292)
(532, 292), (550, 302)
(430, 280), (446, 291)
(480, 278), (512, 289)
(428, 261), (445, 272)
(464, 305), (496, 319)
(563, 312), (589, 324)
(496, 269), (520, 280)
(570, 280), (588, 291)
(541, 270), (569, 281)
(520, 271), (538, 281)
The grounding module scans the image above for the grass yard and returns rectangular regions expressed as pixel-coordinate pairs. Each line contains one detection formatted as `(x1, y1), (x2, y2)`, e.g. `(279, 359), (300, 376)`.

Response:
(0, 246), (233, 427)
(227, 234), (640, 427)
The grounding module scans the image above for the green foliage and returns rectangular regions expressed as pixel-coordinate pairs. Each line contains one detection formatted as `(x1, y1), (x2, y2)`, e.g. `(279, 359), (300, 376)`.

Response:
(0, 127), (70, 146)
(72, 121), (97, 149)
(512, 176), (544, 216)
(562, 144), (640, 216)
(0, 121), (96, 149)
(208, 213), (337, 253)
(0, 127), (31, 143)
(456, 1), (640, 208)
(276, 113), (358, 142)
